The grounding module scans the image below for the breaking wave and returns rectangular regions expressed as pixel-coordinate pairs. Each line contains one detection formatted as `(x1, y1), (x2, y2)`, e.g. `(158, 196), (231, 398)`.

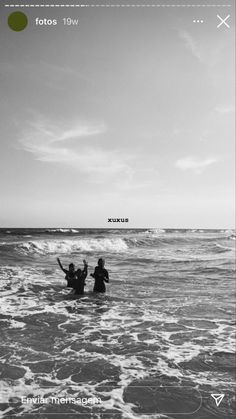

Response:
(0, 229), (235, 258)
(15, 238), (128, 255)
(45, 228), (79, 234)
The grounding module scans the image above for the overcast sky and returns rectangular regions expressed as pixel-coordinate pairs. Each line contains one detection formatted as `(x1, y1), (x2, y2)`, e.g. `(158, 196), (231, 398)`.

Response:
(0, 1), (235, 228)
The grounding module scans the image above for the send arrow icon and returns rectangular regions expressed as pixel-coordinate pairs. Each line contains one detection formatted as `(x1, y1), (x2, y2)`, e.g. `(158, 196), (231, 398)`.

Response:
(211, 394), (225, 407)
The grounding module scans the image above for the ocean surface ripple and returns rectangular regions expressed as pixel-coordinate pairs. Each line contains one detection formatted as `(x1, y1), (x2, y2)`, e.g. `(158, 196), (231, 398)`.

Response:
(0, 228), (235, 419)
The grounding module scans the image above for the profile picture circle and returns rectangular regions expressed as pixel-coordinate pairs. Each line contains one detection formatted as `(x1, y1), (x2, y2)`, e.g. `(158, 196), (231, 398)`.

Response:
(8, 11), (28, 31)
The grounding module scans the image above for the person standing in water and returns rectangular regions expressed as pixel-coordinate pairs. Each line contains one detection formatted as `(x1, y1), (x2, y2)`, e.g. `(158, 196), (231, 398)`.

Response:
(90, 258), (109, 293)
(73, 259), (88, 295)
(57, 258), (76, 288)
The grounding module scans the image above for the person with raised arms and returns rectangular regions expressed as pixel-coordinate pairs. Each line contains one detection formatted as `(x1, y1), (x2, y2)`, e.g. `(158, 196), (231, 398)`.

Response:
(73, 259), (88, 295)
(57, 258), (76, 288)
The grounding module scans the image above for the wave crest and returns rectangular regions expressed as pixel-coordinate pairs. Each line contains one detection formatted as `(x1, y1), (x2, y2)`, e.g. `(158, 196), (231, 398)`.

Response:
(45, 228), (79, 234)
(17, 238), (128, 255)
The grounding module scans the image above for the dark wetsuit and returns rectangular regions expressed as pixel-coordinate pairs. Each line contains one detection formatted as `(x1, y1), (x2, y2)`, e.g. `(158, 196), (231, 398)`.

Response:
(93, 266), (109, 293)
(73, 265), (88, 295)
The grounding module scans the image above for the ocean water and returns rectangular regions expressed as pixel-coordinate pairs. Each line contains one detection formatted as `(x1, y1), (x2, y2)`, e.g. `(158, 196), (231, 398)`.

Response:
(0, 228), (235, 419)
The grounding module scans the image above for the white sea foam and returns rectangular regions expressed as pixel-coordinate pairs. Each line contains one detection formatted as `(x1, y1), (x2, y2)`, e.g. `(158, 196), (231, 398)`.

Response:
(18, 238), (128, 255)
(45, 228), (79, 234)
(0, 228), (235, 418)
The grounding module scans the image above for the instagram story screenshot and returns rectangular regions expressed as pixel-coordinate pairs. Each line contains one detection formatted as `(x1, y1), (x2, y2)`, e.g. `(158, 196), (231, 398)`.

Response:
(0, 1), (235, 418)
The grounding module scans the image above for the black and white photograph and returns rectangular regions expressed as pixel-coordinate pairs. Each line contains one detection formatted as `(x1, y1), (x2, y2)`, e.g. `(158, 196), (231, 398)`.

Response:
(0, 1), (235, 418)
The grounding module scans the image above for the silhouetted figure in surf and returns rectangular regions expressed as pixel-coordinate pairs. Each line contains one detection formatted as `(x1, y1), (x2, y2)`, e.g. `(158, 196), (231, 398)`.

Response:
(57, 258), (76, 288)
(90, 258), (109, 293)
(73, 260), (88, 295)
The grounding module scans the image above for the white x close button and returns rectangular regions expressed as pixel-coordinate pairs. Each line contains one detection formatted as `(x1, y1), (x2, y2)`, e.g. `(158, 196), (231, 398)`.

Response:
(217, 15), (230, 28)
